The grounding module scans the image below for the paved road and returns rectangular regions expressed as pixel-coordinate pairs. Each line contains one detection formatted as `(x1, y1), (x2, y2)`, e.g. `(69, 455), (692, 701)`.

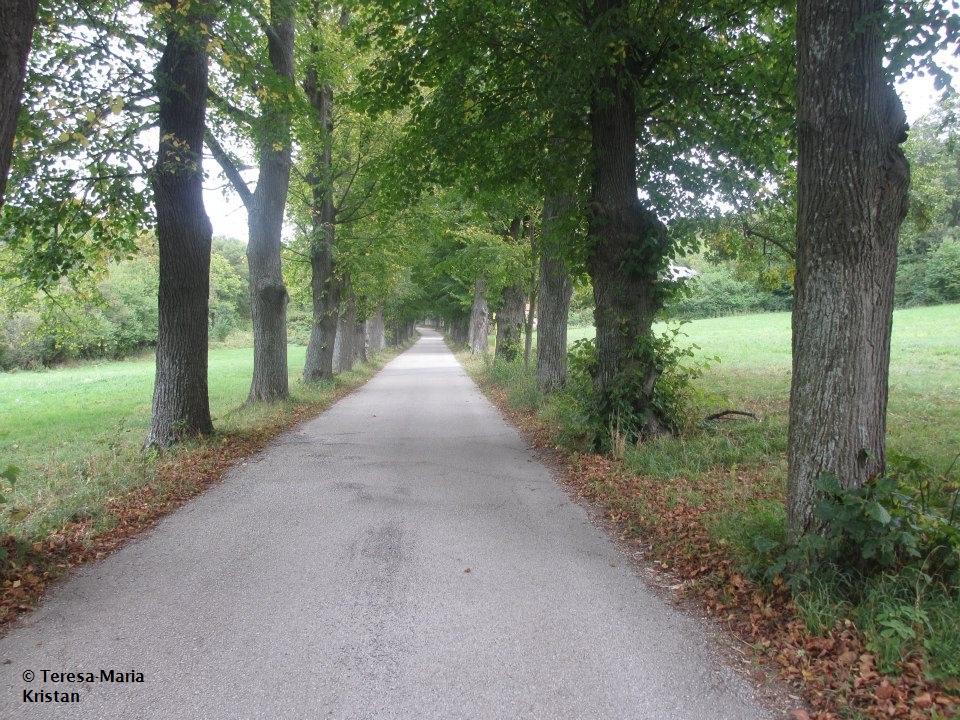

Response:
(0, 330), (771, 719)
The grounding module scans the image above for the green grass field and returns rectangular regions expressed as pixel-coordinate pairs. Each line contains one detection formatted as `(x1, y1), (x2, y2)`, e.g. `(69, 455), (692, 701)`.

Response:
(0, 345), (391, 542)
(566, 304), (960, 470)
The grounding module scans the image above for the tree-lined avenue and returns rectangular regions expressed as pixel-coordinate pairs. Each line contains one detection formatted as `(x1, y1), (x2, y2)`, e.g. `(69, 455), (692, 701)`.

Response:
(0, 330), (769, 719)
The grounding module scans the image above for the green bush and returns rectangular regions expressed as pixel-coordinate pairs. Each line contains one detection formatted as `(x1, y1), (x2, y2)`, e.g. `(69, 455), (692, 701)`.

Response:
(797, 457), (960, 584)
(0, 241), (253, 369)
(667, 264), (791, 319)
(99, 257), (159, 356)
(896, 231), (960, 307)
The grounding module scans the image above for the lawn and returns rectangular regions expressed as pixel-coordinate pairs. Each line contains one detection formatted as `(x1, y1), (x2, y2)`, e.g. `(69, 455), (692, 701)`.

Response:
(566, 304), (960, 470)
(0, 345), (387, 542)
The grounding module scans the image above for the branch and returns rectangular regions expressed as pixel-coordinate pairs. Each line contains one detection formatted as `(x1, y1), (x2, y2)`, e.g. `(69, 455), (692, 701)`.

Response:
(705, 409), (759, 421)
(740, 221), (795, 259)
(205, 131), (253, 210)
(334, 149), (365, 214)
(250, 7), (283, 47)
(207, 88), (257, 128)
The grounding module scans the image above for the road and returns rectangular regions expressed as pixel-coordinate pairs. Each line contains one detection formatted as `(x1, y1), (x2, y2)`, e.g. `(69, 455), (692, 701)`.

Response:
(0, 329), (771, 719)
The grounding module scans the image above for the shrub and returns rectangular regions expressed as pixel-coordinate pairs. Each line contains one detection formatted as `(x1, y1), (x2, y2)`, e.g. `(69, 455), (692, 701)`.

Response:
(667, 264), (789, 319)
(895, 231), (960, 307)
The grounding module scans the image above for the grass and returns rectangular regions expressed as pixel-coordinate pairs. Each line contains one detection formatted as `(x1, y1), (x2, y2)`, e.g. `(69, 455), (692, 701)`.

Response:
(0, 345), (397, 544)
(565, 304), (960, 472)
(471, 303), (960, 709)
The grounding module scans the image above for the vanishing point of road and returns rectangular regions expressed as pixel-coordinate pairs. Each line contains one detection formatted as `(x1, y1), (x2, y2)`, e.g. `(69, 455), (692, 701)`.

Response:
(0, 329), (771, 719)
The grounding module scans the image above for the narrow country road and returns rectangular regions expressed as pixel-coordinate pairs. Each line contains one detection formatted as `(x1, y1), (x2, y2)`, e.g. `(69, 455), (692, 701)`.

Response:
(0, 330), (771, 719)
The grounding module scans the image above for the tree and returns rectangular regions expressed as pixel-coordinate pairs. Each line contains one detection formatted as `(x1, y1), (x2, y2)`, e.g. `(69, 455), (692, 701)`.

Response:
(494, 217), (527, 362)
(0, 0), (40, 205)
(206, 0), (297, 403)
(786, 0), (959, 538)
(300, 5), (341, 383)
(536, 194), (575, 391)
(360, 0), (795, 440)
(145, 0), (217, 448)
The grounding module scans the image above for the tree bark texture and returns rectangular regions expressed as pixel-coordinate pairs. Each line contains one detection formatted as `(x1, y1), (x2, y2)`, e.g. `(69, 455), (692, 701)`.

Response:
(302, 53), (339, 384)
(469, 277), (489, 356)
(585, 14), (671, 438)
(495, 283), (526, 363)
(536, 194), (573, 392)
(523, 216), (538, 368)
(146, 1), (214, 448)
(336, 287), (357, 372)
(0, 0), (38, 205)
(449, 314), (469, 345)
(353, 319), (367, 364)
(788, 0), (910, 540)
(246, 0), (295, 403)
(365, 306), (386, 353)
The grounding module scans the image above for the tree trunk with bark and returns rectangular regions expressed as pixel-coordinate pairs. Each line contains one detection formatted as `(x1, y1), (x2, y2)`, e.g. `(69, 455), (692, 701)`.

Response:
(788, 0), (910, 540)
(146, 0), (214, 448)
(353, 319), (367, 364)
(536, 194), (573, 392)
(246, 0), (295, 403)
(336, 286), (357, 372)
(449, 314), (469, 345)
(495, 283), (526, 362)
(585, 16), (671, 439)
(523, 216), (538, 368)
(0, 0), (38, 205)
(469, 277), (489, 355)
(365, 306), (386, 353)
(301, 38), (339, 384)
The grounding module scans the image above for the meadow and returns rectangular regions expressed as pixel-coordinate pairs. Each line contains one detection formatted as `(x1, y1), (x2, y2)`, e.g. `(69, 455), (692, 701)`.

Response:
(568, 303), (960, 471)
(0, 345), (395, 543)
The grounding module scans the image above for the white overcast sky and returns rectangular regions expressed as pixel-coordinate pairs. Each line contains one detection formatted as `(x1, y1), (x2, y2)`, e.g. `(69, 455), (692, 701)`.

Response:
(202, 59), (960, 244)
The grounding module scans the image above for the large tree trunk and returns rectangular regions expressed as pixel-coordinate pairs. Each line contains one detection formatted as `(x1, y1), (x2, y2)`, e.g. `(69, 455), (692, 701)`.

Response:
(146, 0), (214, 448)
(585, 13), (671, 440)
(246, 0), (295, 403)
(788, 0), (910, 540)
(495, 283), (526, 362)
(302, 41), (339, 384)
(536, 194), (573, 392)
(0, 0), (38, 205)
(468, 277), (489, 356)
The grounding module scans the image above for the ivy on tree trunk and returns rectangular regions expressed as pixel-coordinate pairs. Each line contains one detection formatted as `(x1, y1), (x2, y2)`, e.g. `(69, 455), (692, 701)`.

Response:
(302, 32), (339, 384)
(469, 277), (489, 356)
(585, 1), (672, 441)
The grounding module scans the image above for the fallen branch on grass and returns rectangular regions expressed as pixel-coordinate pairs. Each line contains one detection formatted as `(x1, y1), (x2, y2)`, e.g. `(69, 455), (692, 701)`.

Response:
(704, 409), (759, 422)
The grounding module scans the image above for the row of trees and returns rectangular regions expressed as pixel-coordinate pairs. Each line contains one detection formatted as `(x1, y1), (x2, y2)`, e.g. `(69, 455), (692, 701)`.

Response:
(0, 1), (957, 539)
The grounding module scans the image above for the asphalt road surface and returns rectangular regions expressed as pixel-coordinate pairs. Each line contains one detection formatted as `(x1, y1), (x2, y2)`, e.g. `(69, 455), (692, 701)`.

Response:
(0, 329), (771, 719)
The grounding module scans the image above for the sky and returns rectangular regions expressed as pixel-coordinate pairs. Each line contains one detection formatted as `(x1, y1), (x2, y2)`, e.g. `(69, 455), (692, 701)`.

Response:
(202, 60), (960, 244)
